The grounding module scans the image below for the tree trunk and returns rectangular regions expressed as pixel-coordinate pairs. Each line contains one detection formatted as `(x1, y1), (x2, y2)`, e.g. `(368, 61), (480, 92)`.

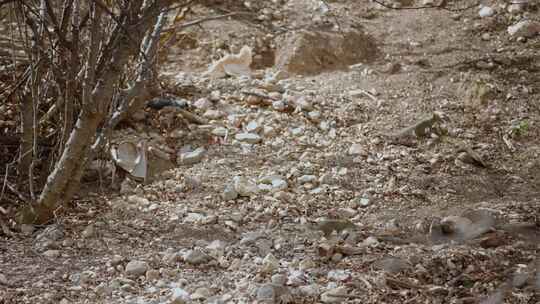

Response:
(17, 108), (103, 224)
(16, 1), (167, 224)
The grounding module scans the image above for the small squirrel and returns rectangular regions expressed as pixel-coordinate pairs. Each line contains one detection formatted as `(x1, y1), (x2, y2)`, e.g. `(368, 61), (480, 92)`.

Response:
(388, 112), (442, 139)
(305, 219), (356, 237)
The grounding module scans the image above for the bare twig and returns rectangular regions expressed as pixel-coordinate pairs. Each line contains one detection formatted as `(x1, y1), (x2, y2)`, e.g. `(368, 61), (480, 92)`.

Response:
(370, 0), (479, 12)
(164, 12), (253, 32)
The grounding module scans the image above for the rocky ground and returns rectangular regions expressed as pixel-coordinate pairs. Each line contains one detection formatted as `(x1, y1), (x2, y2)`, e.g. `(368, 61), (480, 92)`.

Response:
(1, 0), (540, 303)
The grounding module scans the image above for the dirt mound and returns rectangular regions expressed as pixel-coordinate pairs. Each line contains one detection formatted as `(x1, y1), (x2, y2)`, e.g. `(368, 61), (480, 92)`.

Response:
(275, 28), (378, 75)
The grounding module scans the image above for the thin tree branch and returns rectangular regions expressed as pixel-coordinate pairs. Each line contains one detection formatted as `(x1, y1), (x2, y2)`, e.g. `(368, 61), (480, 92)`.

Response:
(370, 0), (479, 12)
(164, 11), (253, 32)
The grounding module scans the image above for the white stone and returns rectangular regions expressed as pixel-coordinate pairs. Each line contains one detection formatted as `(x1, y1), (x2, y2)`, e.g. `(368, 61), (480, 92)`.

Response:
(43, 250), (61, 258)
(507, 4), (525, 14)
(262, 126), (277, 137)
(171, 287), (191, 304)
(358, 196), (370, 207)
(272, 100), (287, 111)
(508, 20), (540, 37)
(258, 175), (288, 191)
(327, 270), (351, 282)
(212, 127), (228, 137)
(319, 121), (330, 131)
(183, 212), (206, 223)
(308, 111), (321, 122)
(478, 6), (495, 18)
(179, 147), (206, 165)
(206, 240), (227, 252)
(233, 176), (259, 197)
(298, 175), (317, 184)
(235, 133), (262, 144)
(348, 143), (365, 155)
(194, 98), (212, 110)
(245, 120), (262, 133)
(210, 90), (221, 101)
(291, 127), (304, 136)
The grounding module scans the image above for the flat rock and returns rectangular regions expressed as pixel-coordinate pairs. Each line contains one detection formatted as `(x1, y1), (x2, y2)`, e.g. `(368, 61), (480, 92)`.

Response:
(127, 195), (150, 205)
(184, 212), (207, 223)
(43, 250), (61, 258)
(508, 20), (540, 37)
(203, 109), (224, 120)
(245, 120), (262, 133)
(184, 249), (212, 265)
(125, 260), (149, 277)
(179, 147), (206, 165)
(272, 100), (287, 111)
(191, 287), (212, 300)
(321, 286), (348, 303)
(327, 270), (351, 282)
(235, 133), (262, 144)
(233, 176), (259, 197)
(212, 127), (228, 137)
(348, 143), (365, 156)
(298, 175), (317, 184)
(258, 175), (288, 191)
(222, 184), (239, 200)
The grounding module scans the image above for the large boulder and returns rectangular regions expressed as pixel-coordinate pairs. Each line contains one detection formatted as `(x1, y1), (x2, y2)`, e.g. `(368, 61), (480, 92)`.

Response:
(275, 28), (378, 76)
